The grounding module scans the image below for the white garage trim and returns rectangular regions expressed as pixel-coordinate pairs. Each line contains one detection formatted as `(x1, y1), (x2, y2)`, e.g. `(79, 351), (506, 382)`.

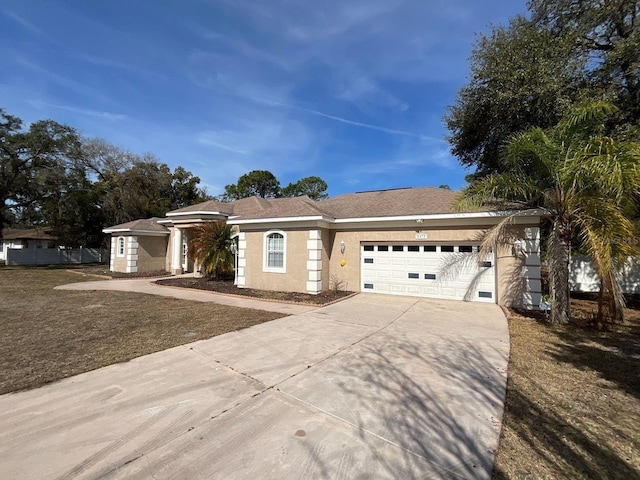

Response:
(360, 243), (496, 303)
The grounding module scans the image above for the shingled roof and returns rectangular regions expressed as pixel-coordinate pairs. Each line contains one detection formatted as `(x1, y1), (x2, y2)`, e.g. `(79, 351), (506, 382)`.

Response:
(317, 187), (459, 219)
(167, 200), (234, 216)
(104, 187), (464, 230)
(103, 217), (169, 233)
(162, 187), (462, 222)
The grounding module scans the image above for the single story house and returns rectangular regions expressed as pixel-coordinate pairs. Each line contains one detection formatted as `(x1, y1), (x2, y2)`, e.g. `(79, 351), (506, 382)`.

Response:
(103, 187), (543, 309)
(0, 227), (58, 261)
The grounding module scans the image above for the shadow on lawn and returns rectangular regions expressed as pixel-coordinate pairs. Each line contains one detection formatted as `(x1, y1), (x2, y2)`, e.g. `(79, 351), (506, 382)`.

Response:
(324, 334), (508, 478)
(493, 382), (639, 480)
(550, 324), (640, 401)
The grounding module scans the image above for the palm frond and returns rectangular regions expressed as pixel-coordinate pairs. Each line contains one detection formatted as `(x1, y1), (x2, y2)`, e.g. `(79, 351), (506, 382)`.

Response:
(187, 221), (234, 279)
(455, 173), (545, 212)
(556, 100), (617, 142)
(564, 136), (640, 207)
(572, 198), (639, 321)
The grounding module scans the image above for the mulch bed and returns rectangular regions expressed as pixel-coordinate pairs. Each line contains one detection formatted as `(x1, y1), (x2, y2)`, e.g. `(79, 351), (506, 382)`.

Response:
(80, 265), (172, 279)
(156, 277), (354, 306)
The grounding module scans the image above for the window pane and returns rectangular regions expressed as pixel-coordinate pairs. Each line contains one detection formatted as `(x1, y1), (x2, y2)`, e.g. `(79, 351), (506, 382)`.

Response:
(363, 245), (374, 251)
(267, 233), (284, 268)
(268, 234), (283, 250)
(268, 251), (283, 268)
(378, 245), (389, 251)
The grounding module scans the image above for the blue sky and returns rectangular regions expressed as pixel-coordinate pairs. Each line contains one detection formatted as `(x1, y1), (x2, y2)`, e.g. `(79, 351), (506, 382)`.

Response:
(1, 0), (528, 197)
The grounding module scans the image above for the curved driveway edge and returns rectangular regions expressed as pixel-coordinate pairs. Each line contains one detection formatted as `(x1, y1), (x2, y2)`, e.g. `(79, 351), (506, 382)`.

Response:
(55, 278), (316, 315)
(0, 294), (509, 479)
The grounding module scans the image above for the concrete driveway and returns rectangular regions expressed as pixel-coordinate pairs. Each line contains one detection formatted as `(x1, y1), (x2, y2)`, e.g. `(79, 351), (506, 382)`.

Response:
(0, 294), (509, 479)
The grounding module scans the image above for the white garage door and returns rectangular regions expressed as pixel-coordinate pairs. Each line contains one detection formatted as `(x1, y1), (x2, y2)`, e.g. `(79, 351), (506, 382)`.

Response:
(360, 243), (496, 303)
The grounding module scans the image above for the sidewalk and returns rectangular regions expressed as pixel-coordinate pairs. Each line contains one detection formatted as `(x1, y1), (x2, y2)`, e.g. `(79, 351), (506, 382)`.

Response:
(55, 278), (317, 315)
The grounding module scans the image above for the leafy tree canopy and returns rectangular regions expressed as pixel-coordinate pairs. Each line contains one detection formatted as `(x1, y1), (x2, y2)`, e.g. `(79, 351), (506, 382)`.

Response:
(221, 170), (329, 201)
(446, 1), (640, 178)
(222, 170), (281, 201)
(457, 101), (640, 326)
(281, 176), (329, 200)
(1, 111), (209, 246)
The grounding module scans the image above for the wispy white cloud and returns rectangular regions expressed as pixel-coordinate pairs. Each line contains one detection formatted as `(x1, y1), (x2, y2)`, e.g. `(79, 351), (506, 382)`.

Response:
(282, 103), (433, 140)
(1, 9), (45, 36)
(195, 113), (311, 176)
(28, 101), (128, 121)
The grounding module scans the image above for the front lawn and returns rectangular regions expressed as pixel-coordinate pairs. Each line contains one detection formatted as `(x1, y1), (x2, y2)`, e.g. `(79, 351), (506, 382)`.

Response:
(494, 296), (640, 479)
(0, 266), (284, 395)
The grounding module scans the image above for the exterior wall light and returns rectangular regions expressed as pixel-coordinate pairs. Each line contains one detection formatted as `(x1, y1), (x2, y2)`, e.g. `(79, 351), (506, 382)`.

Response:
(340, 240), (345, 254)
(513, 239), (524, 257)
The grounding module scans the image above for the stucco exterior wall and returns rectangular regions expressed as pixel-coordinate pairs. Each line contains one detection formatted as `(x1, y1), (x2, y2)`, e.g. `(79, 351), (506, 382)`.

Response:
(242, 228), (312, 294)
(321, 228), (333, 291)
(326, 222), (540, 307)
(137, 236), (169, 273)
(113, 236), (129, 272)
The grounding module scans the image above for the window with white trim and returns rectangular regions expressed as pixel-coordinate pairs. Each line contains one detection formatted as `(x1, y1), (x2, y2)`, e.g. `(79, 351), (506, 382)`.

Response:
(264, 230), (286, 273)
(117, 237), (125, 257)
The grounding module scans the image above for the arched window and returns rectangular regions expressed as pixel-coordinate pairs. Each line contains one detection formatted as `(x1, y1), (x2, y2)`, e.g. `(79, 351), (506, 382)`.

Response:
(264, 230), (286, 273)
(117, 237), (125, 257)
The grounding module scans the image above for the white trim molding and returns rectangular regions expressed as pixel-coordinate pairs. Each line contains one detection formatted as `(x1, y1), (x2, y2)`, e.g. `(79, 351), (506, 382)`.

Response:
(110, 237), (116, 271)
(171, 227), (183, 275)
(125, 236), (138, 273)
(521, 226), (542, 309)
(103, 228), (169, 236)
(263, 229), (286, 274)
(166, 211), (229, 217)
(116, 236), (125, 258)
(236, 232), (246, 286)
(306, 229), (322, 294)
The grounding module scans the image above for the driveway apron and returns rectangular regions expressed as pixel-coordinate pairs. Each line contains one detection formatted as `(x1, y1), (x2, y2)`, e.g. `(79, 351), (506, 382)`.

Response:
(0, 294), (509, 479)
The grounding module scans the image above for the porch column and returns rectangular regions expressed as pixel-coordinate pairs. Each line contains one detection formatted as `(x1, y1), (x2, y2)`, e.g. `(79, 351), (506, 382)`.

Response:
(171, 227), (183, 275)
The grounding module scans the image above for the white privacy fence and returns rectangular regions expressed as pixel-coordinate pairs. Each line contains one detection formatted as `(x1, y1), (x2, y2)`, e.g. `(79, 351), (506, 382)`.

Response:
(6, 247), (107, 266)
(570, 254), (640, 294)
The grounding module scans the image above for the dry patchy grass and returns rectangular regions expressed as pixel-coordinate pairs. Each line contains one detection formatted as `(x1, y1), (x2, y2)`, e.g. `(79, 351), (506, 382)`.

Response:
(494, 298), (640, 479)
(0, 266), (284, 395)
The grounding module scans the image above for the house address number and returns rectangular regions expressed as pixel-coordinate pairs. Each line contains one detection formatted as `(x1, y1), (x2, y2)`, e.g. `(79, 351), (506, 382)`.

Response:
(415, 233), (428, 239)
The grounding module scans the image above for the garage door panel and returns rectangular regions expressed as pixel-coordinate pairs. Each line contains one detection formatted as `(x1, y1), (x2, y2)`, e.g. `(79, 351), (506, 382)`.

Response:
(361, 243), (495, 303)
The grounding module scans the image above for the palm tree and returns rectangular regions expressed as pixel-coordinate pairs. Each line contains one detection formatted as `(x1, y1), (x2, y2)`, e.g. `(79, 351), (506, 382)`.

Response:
(187, 221), (235, 280)
(457, 102), (640, 325)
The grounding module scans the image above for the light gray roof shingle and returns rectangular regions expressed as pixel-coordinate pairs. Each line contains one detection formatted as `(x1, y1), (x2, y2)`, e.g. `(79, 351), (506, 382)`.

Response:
(317, 187), (459, 219)
(167, 200), (234, 215)
(106, 187), (465, 229)
(104, 217), (169, 233)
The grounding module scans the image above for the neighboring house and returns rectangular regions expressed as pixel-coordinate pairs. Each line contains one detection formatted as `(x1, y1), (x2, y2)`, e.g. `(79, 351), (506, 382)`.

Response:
(0, 228), (58, 261)
(103, 187), (544, 308)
